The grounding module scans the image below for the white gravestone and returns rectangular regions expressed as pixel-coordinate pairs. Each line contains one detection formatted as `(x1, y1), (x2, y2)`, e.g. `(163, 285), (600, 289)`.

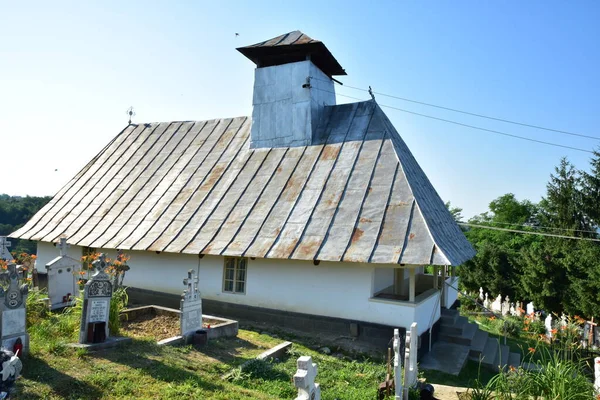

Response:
(526, 302), (534, 315)
(502, 296), (510, 316)
(0, 238), (11, 262)
(483, 293), (490, 310)
(479, 287), (484, 301)
(393, 328), (402, 400)
(0, 263), (29, 355)
(545, 315), (553, 338)
(180, 269), (202, 337)
(294, 356), (320, 400)
(491, 295), (502, 313)
(516, 302), (523, 317)
(45, 238), (81, 310)
(594, 356), (600, 393)
(403, 322), (418, 400)
(79, 254), (113, 344)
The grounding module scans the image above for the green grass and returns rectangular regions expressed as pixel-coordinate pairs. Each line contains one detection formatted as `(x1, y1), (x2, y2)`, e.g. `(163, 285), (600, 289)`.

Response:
(19, 299), (394, 399)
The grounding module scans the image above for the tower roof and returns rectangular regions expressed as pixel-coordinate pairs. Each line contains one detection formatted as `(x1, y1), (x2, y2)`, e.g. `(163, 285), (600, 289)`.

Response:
(237, 31), (346, 77)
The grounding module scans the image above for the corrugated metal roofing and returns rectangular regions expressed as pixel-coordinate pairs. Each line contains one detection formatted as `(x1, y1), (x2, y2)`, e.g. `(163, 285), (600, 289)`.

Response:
(11, 101), (475, 265)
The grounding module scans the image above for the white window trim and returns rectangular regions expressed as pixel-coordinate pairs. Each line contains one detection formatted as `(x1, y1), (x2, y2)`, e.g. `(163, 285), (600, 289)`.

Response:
(222, 257), (247, 295)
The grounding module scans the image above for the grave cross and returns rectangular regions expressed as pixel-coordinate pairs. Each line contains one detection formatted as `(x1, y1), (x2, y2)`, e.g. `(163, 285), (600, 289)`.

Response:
(183, 270), (199, 301)
(0, 237), (11, 261)
(586, 318), (597, 347)
(293, 356), (320, 400)
(55, 238), (70, 257)
(92, 253), (108, 273)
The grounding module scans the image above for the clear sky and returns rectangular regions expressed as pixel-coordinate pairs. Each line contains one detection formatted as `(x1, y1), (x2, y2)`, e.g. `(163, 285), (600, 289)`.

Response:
(1, 1), (599, 218)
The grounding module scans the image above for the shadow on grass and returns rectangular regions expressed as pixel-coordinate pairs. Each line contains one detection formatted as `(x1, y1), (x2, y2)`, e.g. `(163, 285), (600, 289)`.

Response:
(22, 355), (104, 399)
(93, 336), (264, 391)
(423, 359), (497, 388)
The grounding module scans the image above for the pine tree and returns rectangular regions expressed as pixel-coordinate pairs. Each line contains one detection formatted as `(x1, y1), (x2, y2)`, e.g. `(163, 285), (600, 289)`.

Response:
(581, 149), (600, 231)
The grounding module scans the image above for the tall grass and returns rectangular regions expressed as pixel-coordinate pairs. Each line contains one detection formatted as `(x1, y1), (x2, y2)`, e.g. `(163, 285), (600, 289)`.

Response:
(466, 345), (595, 399)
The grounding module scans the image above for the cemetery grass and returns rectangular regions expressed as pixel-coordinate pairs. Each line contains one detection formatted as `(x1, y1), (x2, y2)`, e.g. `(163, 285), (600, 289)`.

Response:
(21, 306), (391, 399)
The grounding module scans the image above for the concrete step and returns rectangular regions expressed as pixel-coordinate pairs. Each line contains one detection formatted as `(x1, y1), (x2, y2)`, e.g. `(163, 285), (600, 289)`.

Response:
(497, 344), (510, 370)
(508, 352), (521, 369)
(480, 338), (499, 368)
(440, 322), (478, 346)
(440, 315), (468, 335)
(420, 342), (470, 376)
(440, 308), (459, 325)
(468, 329), (489, 359)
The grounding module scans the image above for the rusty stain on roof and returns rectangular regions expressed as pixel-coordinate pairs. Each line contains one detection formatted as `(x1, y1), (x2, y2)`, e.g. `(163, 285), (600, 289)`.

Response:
(11, 101), (475, 265)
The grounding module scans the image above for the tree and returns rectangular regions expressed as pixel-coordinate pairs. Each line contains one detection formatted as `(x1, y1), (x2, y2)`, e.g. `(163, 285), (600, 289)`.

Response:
(445, 201), (463, 223)
(581, 148), (600, 231)
(539, 157), (590, 236)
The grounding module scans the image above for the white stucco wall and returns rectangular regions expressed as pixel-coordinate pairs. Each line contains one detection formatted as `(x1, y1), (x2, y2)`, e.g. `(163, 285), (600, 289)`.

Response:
(35, 241), (84, 272)
(35, 241), (440, 333)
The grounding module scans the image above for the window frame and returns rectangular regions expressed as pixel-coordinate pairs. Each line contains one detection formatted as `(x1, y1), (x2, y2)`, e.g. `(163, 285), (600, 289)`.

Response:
(222, 257), (248, 295)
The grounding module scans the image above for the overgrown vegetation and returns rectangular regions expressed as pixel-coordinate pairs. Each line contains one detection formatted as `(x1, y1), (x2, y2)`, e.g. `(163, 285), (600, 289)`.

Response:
(457, 150), (600, 319)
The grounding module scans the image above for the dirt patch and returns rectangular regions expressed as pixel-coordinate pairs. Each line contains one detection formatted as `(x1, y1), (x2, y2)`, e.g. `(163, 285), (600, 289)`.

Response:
(122, 313), (223, 341)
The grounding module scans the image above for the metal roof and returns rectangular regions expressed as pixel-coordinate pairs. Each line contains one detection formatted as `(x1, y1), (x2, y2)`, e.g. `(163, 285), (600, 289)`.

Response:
(11, 101), (474, 265)
(237, 31), (347, 77)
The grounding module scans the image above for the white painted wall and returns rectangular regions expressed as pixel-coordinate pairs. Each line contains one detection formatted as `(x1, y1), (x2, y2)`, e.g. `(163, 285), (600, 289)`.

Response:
(373, 267), (394, 294)
(35, 241), (84, 273)
(251, 60), (336, 148)
(34, 241), (440, 332)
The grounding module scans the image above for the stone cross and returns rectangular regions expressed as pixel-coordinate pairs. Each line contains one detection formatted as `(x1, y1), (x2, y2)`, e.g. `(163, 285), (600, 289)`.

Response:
(502, 296), (510, 316)
(92, 253), (109, 274)
(479, 287), (484, 301)
(294, 356), (320, 400)
(0, 237), (11, 262)
(483, 293), (490, 310)
(491, 294), (502, 313)
(393, 329), (402, 400)
(0, 262), (29, 355)
(545, 314), (553, 338)
(403, 322), (418, 399)
(526, 302), (535, 316)
(55, 238), (70, 257)
(180, 269), (202, 337)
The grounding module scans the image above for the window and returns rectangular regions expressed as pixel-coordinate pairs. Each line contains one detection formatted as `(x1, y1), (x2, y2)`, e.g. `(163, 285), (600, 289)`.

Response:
(223, 257), (247, 294)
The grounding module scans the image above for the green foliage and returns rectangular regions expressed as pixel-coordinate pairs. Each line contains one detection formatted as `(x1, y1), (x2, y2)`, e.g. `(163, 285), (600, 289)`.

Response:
(502, 317), (523, 338)
(109, 286), (129, 335)
(458, 150), (600, 318)
(0, 194), (51, 254)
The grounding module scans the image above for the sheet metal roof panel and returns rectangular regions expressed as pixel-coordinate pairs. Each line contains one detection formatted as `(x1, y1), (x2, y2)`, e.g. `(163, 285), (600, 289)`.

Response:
(12, 101), (474, 266)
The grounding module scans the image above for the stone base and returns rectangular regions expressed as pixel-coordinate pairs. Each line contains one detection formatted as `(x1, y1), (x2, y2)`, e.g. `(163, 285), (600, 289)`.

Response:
(68, 336), (132, 351)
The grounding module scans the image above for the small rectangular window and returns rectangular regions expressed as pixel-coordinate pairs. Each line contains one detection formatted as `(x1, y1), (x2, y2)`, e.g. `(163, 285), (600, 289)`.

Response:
(223, 257), (247, 294)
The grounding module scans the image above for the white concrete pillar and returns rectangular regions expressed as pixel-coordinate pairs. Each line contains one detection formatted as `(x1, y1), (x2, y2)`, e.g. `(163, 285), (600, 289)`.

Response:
(409, 268), (416, 302)
(441, 266), (447, 307)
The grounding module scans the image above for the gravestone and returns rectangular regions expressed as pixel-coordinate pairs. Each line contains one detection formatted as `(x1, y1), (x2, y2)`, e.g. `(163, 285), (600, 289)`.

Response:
(293, 356), (320, 400)
(491, 295), (502, 313)
(479, 287), (484, 301)
(79, 254), (112, 344)
(45, 238), (81, 310)
(392, 328), (402, 400)
(0, 263), (29, 355)
(501, 296), (510, 316)
(403, 322), (418, 400)
(180, 269), (202, 338)
(483, 293), (490, 310)
(545, 314), (553, 338)
(0, 238), (11, 262)
(526, 302), (535, 315)
(595, 356), (600, 393)
(594, 326), (600, 347)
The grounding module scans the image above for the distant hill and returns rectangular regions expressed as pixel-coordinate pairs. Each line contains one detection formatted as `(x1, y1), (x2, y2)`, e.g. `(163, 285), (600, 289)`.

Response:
(0, 194), (52, 255)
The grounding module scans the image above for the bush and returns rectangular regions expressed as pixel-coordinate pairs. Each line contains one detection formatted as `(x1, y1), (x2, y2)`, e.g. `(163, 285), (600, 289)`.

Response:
(502, 317), (523, 338)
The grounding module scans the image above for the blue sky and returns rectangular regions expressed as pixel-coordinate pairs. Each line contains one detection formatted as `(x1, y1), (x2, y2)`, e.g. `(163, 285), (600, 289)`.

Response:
(1, 1), (599, 218)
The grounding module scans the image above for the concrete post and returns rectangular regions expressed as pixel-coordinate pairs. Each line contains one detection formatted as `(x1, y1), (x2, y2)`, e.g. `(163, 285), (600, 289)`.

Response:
(408, 268), (416, 302)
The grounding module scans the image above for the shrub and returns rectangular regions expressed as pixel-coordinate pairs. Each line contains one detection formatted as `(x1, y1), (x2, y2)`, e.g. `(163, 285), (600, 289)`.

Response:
(502, 317), (523, 338)
(109, 287), (128, 335)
